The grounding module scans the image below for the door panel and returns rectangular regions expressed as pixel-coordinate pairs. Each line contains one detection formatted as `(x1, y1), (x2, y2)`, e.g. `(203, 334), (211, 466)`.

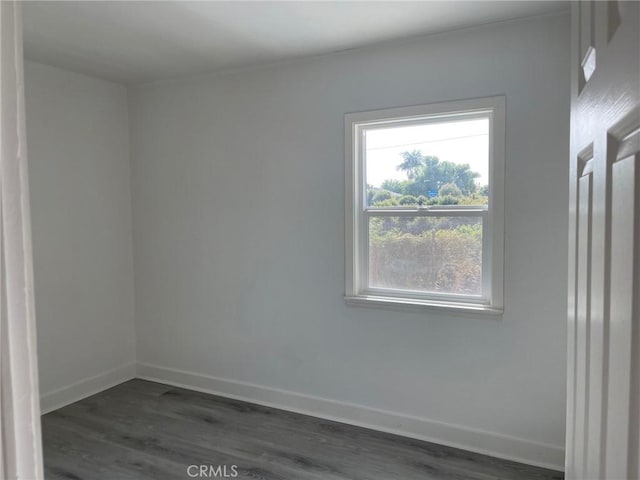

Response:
(568, 1), (639, 479)
(606, 132), (639, 480)
(576, 167), (593, 479)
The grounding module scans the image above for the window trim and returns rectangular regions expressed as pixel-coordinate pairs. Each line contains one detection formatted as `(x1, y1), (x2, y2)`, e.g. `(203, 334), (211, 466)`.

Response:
(344, 96), (505, 315)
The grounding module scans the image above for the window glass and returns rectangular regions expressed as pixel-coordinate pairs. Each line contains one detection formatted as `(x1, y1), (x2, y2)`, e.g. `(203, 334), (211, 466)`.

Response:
(365, 118), (489, 207)
(368, 215), (483, 296)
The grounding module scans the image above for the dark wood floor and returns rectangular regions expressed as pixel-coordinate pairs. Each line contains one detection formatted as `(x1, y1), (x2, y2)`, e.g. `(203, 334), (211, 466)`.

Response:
(42, 379), (563, 480)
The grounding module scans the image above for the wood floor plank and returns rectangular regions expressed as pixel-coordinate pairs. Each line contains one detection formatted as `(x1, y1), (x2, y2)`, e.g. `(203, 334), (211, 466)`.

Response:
(42, 379), (564, 480)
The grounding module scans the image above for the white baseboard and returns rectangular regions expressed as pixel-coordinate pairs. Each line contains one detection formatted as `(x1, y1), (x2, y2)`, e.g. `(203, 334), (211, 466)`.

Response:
(40, 363), (136, 415)
(136, 362), (565, 471)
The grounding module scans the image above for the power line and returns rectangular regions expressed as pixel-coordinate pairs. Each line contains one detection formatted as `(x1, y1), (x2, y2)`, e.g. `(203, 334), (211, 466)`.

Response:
(366, 133), (487, 151)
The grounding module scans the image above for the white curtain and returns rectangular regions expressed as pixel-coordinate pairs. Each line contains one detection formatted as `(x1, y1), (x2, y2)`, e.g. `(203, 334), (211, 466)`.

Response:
(0, 1), (44, 479)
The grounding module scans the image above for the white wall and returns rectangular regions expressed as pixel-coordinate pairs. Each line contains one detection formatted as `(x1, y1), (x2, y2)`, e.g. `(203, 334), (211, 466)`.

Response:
(25, 62), (136, 412)
(129, 13), (570, 469)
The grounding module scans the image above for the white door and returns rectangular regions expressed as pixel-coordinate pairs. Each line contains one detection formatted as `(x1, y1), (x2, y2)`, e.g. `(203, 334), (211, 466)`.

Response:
(567, 1), (640, 479)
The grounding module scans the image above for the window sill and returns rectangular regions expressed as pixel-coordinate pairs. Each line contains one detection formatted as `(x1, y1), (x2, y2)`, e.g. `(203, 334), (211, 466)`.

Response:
(344, 295), (503, 317)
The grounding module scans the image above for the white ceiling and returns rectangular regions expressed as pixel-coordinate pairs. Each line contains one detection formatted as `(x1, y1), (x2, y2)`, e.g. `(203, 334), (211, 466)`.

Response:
(23, 1), (568, 85)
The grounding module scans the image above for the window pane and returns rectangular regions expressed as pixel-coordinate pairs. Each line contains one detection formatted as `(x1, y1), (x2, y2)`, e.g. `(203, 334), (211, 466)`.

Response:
(365, 117), (489, 207)
(369, 216), (482, 296)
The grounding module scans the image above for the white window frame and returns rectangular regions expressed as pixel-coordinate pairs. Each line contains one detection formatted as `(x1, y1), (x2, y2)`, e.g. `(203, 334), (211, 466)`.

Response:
(344, 96), (505, 315)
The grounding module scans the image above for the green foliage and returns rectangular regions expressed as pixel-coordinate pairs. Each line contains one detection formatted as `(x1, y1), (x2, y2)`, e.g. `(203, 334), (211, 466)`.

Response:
(369, 151), (488, 206)
(396, 150), (423, 179)
(378, 151), (483, 203)
(459, 193), (488, 205)
(371, 190), (393, 204)
(381, 179), (409, 193)
(369, 216), (482, 295)
(398, 195), (418, 205)
(433, 195), (460, 205)
(366, 184), (376, 206)
(374, 198), (400, 207)
(367, 151), (487, 294)
(438, 182), (463, 198)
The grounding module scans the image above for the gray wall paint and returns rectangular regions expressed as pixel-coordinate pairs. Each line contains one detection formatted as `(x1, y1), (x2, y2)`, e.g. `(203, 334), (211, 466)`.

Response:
(129, 13), (570, 454)
(25, 61), (136, 396)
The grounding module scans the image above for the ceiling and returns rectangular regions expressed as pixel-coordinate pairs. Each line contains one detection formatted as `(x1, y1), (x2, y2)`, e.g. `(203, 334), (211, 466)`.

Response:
(22, 1), (568, 85)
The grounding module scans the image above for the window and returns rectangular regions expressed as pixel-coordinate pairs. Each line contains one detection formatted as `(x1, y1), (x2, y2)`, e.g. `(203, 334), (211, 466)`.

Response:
(345, 97), (505, 314)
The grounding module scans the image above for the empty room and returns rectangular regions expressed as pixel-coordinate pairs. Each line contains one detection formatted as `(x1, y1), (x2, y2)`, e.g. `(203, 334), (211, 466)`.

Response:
(2, 1), (638, 479)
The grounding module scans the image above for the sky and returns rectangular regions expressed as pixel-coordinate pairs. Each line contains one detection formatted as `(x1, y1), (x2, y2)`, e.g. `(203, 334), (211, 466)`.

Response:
(365, 117), (489, 188)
